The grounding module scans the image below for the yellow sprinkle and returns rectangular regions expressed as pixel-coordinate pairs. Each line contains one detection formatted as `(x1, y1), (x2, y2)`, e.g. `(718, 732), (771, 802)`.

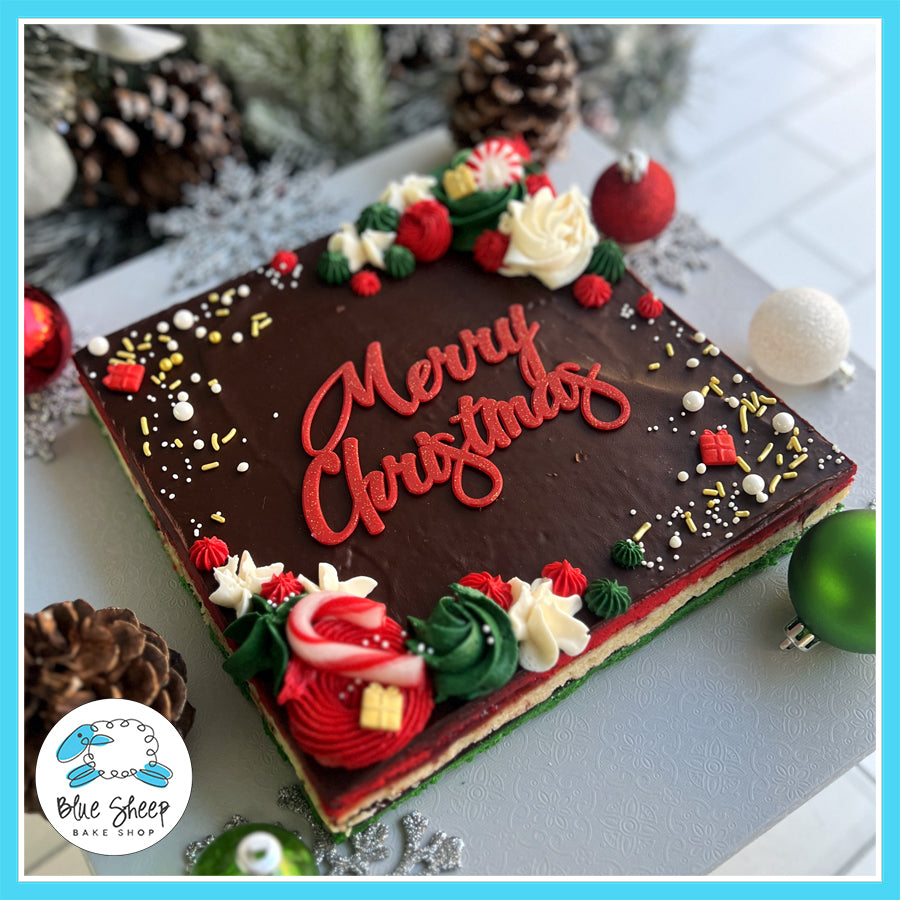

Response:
(223, 288), (236, 298)
(257, 316), (273, 331)
(702, 488), (720, 497)
(221, 427), (237, 444)
(750, 391), (759, 408)
(116, 350), (136, 360)
(143, 333), (152, 343)
(739, 404), (749, 434)
(701, 385), (710, 397)
(756, 405), (767, 417)
(122, 336), (135, 352)
(708, 381), (724, 396)
(792, 427), (800, 435)
(159, 333), (172, 342)
(788, 453), (808, 470)
(150, 375), (161, 385)
(716, 481), (725, 497)
(632, 521), (651, 542)
(201, 461), (220, 471)
(740, 398), (757, 412)
(736, 456), (751, 473)
(760, 395), (777, 405)
(776, 453), (784, 466)
(170, 352), (184, 366)
(142, 441), (151, 458)
(782, 471), (799, 480)
(707, 499), (719, 509)
(702, 344), (715, 355)
(684, 511), (697, 533)
(648, 362), (661, 371)
(157, 371), (166, 381)
(251, 320), (259, 338)
(208, 292), (220, 302)
(251, 311), (269, 321)
(209, 331), (222, 344)
(211, 433), (220, 452)
(107, 357), (123, 366)
(159, 358), (173, 372)
(787, 435), (802, 452)
(665, 343), (674, 357)
(215, 308), (230, 317)
(736, 510), (750, 518)
(140, 416), (149, 436)
(137, 342), (152, 351)
(210, 512), (226, 523)
(169, 379), (182, 390)
(769, 474), (782, 493)
(208, 378), (219, 387)
(173, 438), (183, 448)
(709, 376), (720, 385)
(758, 442), (773, 462)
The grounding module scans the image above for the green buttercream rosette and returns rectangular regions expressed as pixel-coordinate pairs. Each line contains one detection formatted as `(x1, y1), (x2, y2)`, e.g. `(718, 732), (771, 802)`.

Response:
(431, 167), (527, 252)
(584, 578), (632, 619)
(384, 243), (415, 279)
(611, 538), (644, 569)
(586, 239), (626, 283)
(317, 250), (351, 284)
(407, 584), (518, 703)
(356, 202), (400, 233)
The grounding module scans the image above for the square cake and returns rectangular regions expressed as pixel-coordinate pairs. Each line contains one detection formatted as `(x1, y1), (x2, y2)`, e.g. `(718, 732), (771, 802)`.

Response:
(73, 141), (855, 834)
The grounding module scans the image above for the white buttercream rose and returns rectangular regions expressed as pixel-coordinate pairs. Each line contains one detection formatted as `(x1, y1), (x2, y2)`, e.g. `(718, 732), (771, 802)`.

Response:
(507, 576), (590, 673)
(498, 186), (599, 289)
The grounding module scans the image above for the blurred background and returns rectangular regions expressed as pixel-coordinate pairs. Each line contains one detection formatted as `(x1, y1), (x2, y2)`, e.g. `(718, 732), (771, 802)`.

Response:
(22, 19), (878, 877)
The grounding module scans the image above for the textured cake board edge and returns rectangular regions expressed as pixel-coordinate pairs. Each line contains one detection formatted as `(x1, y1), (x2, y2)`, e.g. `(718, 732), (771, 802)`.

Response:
(86, 405), (850, 834)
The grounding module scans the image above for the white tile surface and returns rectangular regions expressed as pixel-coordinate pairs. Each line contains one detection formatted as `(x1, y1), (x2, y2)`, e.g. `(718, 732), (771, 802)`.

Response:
(783, 20), (881, 73)
(709, 766), (877, 877)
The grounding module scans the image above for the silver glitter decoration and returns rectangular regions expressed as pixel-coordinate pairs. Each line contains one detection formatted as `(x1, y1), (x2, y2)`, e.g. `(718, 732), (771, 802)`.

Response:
(149, 156), (342, 293)
(24, 362), (89, 462)
(625, 210), (718, 293)
(277, 784), (464, 876)
(183, 813), (250, 873)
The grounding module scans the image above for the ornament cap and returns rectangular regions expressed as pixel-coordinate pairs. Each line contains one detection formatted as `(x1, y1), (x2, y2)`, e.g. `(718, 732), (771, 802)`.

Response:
(779, 615), (820, 652)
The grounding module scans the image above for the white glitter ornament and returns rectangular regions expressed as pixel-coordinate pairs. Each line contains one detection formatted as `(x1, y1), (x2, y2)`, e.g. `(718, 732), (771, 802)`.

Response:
(749, 287), (850, 385)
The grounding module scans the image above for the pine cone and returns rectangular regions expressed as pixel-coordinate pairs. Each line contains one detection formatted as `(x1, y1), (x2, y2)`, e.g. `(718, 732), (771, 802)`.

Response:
(449, 23), (580, 166)
(67, 56), (244, 211)
(23, 599), (196, 814)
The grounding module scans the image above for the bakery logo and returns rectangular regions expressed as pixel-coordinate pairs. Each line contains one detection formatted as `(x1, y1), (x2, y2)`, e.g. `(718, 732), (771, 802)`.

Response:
(35, 698), (192, 855)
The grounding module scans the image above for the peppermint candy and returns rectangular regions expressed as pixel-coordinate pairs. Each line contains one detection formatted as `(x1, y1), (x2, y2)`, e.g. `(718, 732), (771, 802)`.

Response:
(466, 138), (525, 192)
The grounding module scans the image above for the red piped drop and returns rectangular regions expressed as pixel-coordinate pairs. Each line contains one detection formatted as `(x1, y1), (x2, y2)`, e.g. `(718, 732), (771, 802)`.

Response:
(458, 571), (514, 610)
(189, 535), (229, 571)
(542, 560), (588, 597)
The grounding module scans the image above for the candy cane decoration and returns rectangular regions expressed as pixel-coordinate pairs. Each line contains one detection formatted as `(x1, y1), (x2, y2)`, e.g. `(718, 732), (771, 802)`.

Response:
(285, 591), (425, 688)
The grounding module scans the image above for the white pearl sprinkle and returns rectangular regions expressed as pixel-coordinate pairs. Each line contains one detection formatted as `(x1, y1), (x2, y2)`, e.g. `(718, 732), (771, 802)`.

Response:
(87, 336), (110, 356)
(173, 401), (194, 422)
(173, 309), (194, 330)
(237, 462), (249, 473)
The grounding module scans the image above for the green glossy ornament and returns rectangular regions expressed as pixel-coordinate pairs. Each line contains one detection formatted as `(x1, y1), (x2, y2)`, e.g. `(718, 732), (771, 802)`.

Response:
(783, 509), (876, 653)
(191, 823), (318, 876)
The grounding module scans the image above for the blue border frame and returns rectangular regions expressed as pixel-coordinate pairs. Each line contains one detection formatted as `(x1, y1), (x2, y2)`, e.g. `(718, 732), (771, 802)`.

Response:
(6, 3), (897, 898)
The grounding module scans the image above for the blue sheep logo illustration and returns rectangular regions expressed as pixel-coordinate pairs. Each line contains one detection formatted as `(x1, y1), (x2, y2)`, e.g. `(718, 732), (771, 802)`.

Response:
(56, 718), (174, 789)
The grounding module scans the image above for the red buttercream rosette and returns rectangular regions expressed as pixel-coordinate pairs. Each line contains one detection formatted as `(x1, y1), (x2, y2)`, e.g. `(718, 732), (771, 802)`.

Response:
(458, 571), (514, 610)
(261, 571), (304, 605)
(277, 594), (433, 769)
(396, 200), (453, 263)
(189, 535), (229, 571)
(541, 560), (587, 597)
(525, 172), (556, 197)
(472, 229), (511, 273)
(636, 291), (664, 319)
(350, 270), (381, 297)
(573, 273), (612, 309)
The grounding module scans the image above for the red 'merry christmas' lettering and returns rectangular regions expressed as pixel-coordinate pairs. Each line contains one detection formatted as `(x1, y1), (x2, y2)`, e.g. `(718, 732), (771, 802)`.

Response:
(301, 305), (630, 545)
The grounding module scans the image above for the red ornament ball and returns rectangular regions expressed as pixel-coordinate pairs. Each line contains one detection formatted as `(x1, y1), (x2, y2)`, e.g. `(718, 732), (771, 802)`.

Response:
(24, 284), (72, 395)
(591, 152), (676, 245)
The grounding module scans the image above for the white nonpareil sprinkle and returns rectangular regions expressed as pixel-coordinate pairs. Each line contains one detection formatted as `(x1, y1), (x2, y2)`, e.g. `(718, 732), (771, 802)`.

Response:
(237, 462), (249, 473)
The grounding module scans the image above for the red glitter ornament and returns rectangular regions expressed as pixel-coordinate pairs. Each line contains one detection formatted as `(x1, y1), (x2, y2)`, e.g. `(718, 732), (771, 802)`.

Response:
(350, 270), (381, 297)
(541, 560), (588, 598)
(699, 429), (737, 466)
(396, 200), (453, 262)
(102, 362), (145, 393)
(271, 249), (299, 274)
(591, 150), (676, 245)
(189, 535), (230, 571)
(636, 292), (664, 320)
(525, 172), (556, 196)
(261, 571), (304, 605)
(573, 273), (613, 309)
(472, 229), (511, 273)
(458, 571), (514, 610)
(24, 284), (72, 394)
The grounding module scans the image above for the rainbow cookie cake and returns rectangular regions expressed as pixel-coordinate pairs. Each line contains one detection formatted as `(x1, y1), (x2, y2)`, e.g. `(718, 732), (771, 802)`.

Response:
(73, 140), (855, 833)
